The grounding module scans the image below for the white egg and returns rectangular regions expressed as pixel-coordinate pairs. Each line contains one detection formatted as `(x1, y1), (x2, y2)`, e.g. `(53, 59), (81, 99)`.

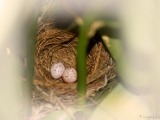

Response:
(51, 62), (65, 79)
(62, 68), (77, 83)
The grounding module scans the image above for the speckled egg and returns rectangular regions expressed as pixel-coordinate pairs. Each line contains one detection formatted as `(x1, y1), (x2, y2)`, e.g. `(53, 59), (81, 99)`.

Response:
(51, 62), (65, 79)
(62, 68), (77, 83)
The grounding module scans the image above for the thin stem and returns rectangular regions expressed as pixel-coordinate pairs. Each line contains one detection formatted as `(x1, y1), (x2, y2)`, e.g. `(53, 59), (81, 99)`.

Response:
(77, 16), (93, 105)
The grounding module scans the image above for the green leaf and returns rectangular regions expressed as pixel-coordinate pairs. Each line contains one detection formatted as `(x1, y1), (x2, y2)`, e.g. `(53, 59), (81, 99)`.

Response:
(101, 36), (122, 63)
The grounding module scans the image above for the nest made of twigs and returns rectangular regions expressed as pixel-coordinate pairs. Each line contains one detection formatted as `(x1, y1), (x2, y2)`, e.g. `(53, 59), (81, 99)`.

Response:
(33, 10), (117, 106)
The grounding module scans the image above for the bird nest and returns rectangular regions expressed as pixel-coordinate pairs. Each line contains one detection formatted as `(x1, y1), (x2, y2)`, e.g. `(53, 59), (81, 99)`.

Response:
(33, 12), (117, 107)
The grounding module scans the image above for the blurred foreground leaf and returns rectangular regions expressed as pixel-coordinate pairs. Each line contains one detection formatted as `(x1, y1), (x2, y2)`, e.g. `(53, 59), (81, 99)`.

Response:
(88, 83), (152, 120)
(41, 107), (93, 120)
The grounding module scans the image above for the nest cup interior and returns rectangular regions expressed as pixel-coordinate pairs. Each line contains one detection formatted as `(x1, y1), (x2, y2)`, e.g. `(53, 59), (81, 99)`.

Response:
(34, 11), (116, 104)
